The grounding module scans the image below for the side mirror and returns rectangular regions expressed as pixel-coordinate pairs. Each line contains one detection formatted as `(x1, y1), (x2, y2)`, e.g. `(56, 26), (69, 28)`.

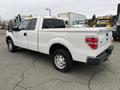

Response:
(13, 27), (21, 32)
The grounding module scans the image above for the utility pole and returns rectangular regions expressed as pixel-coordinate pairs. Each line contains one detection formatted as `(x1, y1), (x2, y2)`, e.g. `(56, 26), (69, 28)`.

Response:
(46, 8), (51, 16)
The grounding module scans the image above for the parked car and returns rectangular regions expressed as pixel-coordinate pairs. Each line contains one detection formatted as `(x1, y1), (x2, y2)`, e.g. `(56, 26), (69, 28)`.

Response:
(6, 16), (114, 72)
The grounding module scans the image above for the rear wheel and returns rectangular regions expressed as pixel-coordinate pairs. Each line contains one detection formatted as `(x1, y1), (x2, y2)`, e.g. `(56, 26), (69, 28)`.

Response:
(7, 39), (17, 52)
(52, 49), (73, 72)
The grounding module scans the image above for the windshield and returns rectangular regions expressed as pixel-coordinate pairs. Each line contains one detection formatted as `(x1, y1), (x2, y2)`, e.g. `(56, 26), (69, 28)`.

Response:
(42, 19), (66, 29)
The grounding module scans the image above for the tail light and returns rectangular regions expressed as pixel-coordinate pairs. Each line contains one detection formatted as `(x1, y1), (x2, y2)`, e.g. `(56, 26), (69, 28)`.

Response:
(85, 37), (98, 49)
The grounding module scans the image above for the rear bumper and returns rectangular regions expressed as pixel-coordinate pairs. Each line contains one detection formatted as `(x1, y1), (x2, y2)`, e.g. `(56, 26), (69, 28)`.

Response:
(87, 46), (114, 64)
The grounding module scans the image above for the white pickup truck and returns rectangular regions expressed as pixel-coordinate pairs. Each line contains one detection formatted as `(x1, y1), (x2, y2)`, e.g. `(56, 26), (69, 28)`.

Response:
(6, 16), (114, 72)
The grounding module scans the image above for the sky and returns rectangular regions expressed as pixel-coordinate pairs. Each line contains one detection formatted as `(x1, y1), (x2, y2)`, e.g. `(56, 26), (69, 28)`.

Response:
(0, 0), (120, 20)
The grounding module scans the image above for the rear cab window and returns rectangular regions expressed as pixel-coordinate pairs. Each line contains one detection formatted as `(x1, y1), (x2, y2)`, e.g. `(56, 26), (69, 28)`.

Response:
(42, 19), (66, 29)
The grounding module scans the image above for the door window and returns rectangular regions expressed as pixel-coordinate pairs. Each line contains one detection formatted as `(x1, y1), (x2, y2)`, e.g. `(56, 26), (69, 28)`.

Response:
(18, 20), (31, 30)
(30, 18), (37, 30)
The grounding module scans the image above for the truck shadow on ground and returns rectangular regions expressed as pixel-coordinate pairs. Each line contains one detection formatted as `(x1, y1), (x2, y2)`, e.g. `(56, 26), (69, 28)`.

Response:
(16, 48), (105, 74)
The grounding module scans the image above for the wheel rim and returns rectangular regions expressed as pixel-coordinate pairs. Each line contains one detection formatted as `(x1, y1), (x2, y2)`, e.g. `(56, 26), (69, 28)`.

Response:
(54, 54), (66, 69)
(8, 40), (12, 51)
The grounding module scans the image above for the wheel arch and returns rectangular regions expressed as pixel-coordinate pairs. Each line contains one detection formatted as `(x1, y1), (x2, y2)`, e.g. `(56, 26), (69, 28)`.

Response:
(49, 43), (73, 59)
(6, 36), (12, 43)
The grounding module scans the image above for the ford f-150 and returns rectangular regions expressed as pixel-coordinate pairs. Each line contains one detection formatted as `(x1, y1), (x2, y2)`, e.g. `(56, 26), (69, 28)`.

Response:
(6, 16), (114, 72)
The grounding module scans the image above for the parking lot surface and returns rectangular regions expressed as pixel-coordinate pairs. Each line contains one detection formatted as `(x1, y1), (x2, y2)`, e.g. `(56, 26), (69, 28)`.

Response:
(0, 30), (120, 90)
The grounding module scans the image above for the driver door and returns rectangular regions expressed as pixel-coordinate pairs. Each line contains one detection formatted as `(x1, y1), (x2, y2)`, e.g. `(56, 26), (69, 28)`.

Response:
(13, 19), (31, 48)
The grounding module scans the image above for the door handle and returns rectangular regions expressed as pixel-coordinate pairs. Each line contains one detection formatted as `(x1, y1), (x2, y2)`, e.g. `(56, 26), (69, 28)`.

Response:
(24, 33), (27, 36)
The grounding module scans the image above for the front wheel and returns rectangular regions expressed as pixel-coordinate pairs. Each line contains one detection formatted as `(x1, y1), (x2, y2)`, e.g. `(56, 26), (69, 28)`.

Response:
(52, 49), (73, 72)
(7, 39), (17, 52)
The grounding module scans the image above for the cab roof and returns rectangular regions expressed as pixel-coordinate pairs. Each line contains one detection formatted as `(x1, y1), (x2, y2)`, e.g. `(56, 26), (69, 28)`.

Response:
(24, 16), (63, 20)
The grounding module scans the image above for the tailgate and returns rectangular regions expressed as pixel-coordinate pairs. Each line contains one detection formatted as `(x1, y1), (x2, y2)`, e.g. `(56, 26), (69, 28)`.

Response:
(98, 30), (112, 48)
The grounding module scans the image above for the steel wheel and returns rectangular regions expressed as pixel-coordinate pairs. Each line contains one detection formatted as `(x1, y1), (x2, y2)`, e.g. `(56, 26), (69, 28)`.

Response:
(54, 54), (66, 69)
(52, 49), (73, 72)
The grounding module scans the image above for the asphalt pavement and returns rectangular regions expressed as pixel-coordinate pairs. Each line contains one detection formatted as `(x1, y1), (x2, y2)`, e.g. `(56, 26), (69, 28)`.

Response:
(0, 30), (120, 90)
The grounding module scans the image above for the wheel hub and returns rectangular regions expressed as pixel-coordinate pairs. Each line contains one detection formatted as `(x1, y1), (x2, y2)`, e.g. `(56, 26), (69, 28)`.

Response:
(54, 54), (66, 69)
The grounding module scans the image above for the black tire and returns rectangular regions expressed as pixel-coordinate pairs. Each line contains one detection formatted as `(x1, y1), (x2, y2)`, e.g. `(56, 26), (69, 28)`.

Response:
(7, 39), (17, 52)
(52, 49), (73, 72)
